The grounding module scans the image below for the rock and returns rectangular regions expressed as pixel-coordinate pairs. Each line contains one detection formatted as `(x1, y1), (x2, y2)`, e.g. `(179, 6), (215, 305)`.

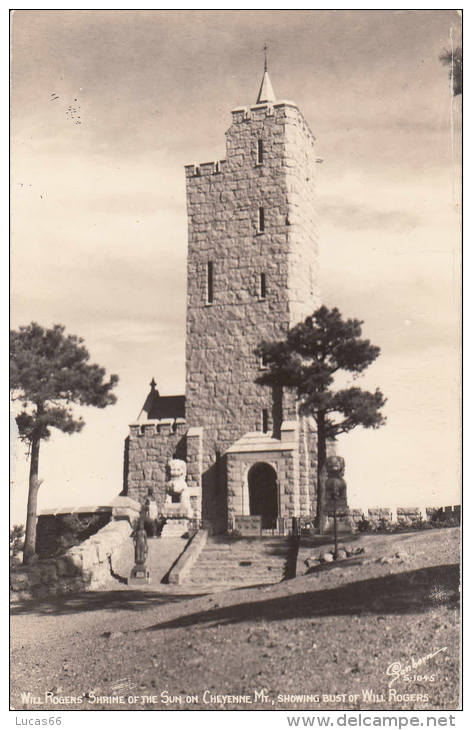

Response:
(336, 549), (347, 560)
(57, 553), (83, 577)
(247, 629), (270, 646)
(320, 552), (334, 563)
(354, 547), (365, 555)
(395, 551), (409, 561)
(34, 584), (59, 599)
(39, 562), (58, 583)
(27, 567), (43, 587)
(10, 572), (30, 591)
(305, 557), (320, 569)
(102, 630), (124, 639)
(343, 546), (353, 556)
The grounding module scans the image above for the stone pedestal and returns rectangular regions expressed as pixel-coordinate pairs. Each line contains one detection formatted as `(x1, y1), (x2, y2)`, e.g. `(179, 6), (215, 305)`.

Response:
(323, 514), (353, 535)
(161, 519), (189, 538)
(128, 565), (150, 585)
(323, 505), (356, 534)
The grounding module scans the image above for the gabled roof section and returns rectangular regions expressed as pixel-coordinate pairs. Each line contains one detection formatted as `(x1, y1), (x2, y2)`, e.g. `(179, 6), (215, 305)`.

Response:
(137, 378), (185, 422)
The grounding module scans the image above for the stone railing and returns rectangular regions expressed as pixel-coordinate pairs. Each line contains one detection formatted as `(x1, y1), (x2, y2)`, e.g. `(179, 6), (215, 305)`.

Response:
(167, 529), (208, 585)
(10, 497), (141, 601)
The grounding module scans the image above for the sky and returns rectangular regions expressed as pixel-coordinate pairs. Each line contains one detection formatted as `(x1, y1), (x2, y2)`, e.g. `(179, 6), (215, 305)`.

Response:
(10, 9), (462, 524)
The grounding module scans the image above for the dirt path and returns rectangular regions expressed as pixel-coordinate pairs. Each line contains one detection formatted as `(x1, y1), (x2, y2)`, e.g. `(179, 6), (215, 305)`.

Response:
(10, 528), (460, 712)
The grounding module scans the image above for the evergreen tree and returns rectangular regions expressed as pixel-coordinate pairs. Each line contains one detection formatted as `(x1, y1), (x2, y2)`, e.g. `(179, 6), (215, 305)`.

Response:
(256, 306), (386, 527)
(439, 46), (462, 96)
(10, 323), (118, 564)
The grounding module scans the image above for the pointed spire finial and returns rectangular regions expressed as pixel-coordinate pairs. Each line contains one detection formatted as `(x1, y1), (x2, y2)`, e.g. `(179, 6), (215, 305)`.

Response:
(150, 377), (156, 391)
(256, 59), (276, 104)
(263, 42), (268, 73)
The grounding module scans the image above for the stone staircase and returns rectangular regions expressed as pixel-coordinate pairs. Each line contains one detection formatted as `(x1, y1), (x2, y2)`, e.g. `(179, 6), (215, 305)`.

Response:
(185, 536), (294, 589)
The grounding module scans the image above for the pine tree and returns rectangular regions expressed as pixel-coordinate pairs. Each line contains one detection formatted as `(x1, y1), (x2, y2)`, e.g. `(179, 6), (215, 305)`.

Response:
(256, 306), (386, 528)
(10, 323), (118, 564)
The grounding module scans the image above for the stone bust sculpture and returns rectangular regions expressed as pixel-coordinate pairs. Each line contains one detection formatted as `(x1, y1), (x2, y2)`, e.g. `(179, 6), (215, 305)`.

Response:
(326, 455), (345, 478)
(326, 455), (347, 505)
(165, 458), (191, 516)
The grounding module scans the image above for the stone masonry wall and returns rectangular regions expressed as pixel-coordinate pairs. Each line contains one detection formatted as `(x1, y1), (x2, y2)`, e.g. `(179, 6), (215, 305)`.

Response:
(126, 420), (187, 506)
(184, 101), (320, 521)
(298, 414), (318, 515)
(284, 106), (321, 326)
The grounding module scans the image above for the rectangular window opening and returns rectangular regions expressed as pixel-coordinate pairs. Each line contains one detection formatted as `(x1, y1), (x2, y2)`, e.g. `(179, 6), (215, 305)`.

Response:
(262, 409), (269, 434)
(258, 206), (265, 233)
(206, 261), (214, 304)
(259, 272), (266, 300)
(257, 139), (264, 165)
(260, 352), (268, 369)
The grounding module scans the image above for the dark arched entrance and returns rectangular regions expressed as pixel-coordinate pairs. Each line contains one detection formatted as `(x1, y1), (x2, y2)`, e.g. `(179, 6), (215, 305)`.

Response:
(248, 462), (278, 529)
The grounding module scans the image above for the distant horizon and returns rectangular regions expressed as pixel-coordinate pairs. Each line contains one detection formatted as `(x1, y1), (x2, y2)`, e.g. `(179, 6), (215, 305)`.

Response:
(10, 9), (461, 525)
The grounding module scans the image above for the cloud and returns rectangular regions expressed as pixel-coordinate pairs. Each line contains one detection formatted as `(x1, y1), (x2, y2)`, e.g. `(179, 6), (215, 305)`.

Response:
(320, 198), (419, 232)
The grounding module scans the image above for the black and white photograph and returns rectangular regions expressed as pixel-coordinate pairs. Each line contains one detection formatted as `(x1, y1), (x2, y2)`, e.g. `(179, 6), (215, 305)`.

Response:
(10, 8), (462, 717)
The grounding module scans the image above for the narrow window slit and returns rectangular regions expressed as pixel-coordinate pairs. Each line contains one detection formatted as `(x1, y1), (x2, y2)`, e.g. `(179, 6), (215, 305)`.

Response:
(259, 272), (266, 300)
(262, 409), (269, 434)
(207, 261), (214, 304)
(257, 139), (264, 165)
(258, 207), (265, 233)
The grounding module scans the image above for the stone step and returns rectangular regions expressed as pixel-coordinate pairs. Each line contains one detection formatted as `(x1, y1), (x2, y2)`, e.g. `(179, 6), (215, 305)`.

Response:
(192, 565), (285, 574)
(202, 545), (232, 552)
(197, 558), (285, 567)
(182, 536), (291, 588)
(188, 576), (280, 585)
(198, 551), (285, 558)
(192, 570), (284, 582)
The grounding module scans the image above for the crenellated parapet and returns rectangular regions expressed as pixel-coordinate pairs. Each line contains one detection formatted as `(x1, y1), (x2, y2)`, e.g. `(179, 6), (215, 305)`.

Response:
(185, 160), (227, 178)
(129, 418), (187, 438)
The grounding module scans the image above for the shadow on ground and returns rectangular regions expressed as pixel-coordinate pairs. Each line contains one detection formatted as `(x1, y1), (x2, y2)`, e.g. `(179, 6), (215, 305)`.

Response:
(139, 563), (459, 632)
(10, 590), (208, 616)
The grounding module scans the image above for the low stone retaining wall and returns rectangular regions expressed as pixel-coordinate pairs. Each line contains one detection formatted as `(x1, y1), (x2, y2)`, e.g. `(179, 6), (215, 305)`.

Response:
(320, 505), (460, 533)
(167, 529), (208, 585)
(368, 507), (394, 523)
(10, 497), (142, 601)
(430, 505), (461, 523)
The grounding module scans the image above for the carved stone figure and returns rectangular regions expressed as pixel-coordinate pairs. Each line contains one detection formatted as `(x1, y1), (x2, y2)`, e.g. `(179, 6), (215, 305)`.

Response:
(164, 458), (191, 517)
(326, 455), (345, 478)
(134, 519), (148, 566)
(129, 513), (150, 584)
(326, 455), (347, 506)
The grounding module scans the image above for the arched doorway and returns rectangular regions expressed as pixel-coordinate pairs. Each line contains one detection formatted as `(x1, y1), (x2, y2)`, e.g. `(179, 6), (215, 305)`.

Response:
(248, 462), (278, 529)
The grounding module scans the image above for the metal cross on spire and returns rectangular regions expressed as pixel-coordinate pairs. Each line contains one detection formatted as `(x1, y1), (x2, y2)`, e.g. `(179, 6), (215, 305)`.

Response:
(263, 43), (268, 72)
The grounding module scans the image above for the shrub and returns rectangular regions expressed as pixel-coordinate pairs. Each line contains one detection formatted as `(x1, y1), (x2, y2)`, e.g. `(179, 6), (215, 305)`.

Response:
(377, 517), (395, 532)
(10, 524), (24, 563)
(357, 518), (372, 533)
(432, 517), (460, 528)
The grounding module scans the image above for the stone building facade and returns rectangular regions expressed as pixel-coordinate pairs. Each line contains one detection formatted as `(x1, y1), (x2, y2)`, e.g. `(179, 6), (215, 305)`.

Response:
(123, 70), (321, 532)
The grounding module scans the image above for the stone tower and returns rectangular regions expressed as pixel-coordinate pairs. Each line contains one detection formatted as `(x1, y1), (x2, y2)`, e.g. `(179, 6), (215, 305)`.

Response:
(124, 69), (321, 532)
